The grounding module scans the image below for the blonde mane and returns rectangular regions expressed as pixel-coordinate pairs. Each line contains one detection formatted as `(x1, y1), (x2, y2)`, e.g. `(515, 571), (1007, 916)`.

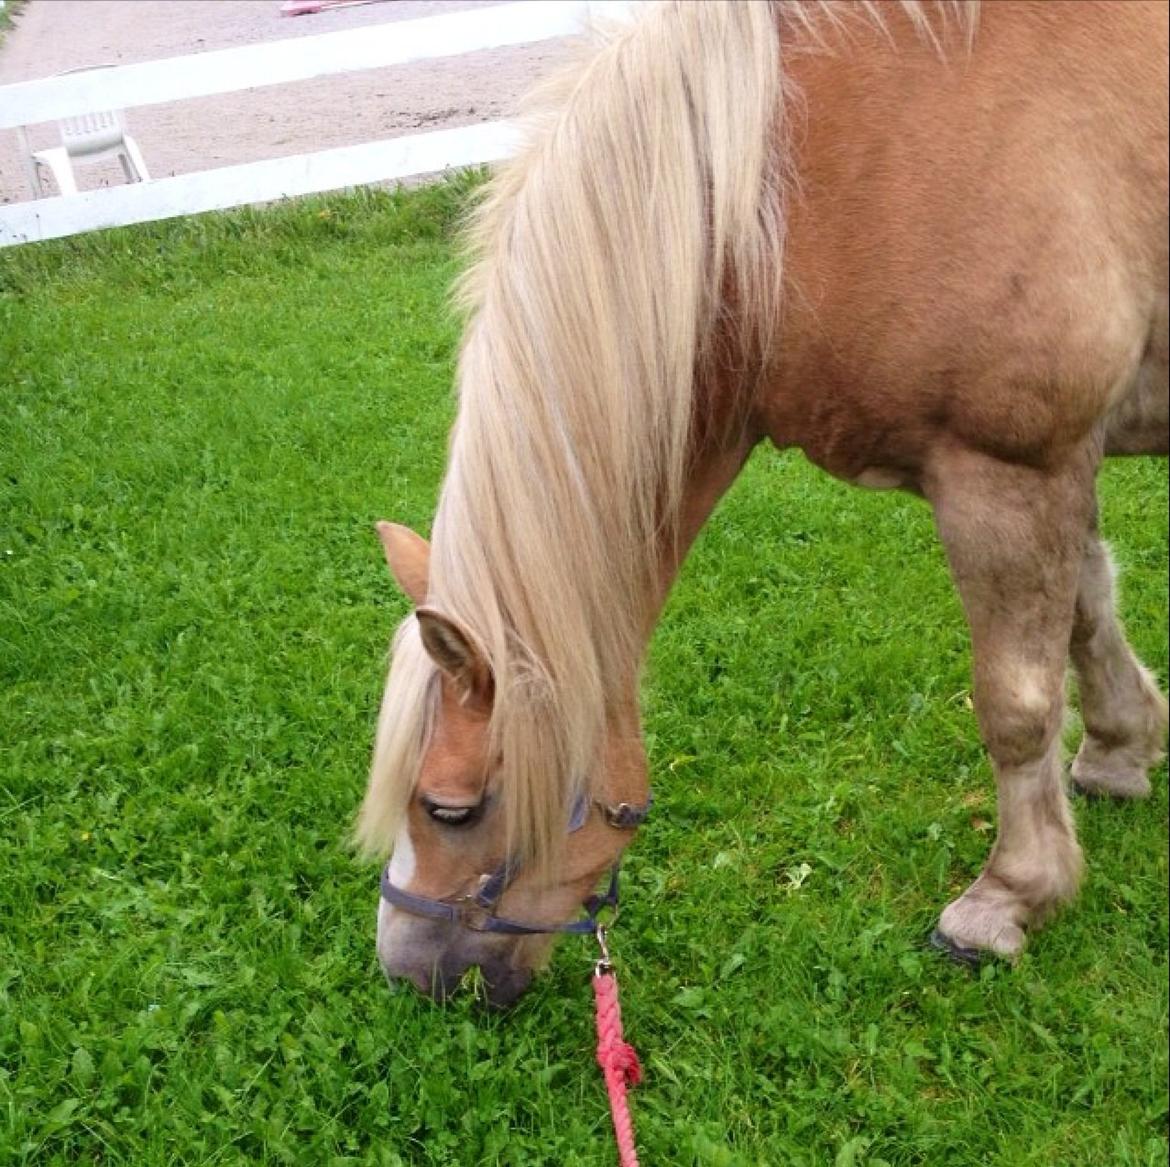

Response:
(358, 0), (979, 869)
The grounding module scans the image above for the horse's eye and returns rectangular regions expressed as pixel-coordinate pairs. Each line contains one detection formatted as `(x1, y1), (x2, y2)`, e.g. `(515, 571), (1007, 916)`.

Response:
(421, 797), (482, 828)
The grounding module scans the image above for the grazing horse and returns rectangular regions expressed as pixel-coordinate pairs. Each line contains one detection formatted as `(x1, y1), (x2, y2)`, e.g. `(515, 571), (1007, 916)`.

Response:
(359, 0), (1168, 1006)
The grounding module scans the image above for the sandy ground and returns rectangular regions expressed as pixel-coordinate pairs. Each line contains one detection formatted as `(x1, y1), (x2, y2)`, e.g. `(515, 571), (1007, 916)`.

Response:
(0, 0), (581, 205)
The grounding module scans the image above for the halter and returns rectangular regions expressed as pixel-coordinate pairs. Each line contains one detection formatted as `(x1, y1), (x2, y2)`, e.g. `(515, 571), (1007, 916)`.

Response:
(379, 792), (652, 936)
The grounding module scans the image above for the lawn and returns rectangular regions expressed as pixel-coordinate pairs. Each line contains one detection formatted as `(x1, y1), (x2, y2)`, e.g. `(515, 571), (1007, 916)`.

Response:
(1, 181), (1166, 1167)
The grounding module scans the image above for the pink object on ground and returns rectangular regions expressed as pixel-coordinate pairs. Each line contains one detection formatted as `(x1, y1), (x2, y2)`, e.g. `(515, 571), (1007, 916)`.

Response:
(593, 970), (643, 1167)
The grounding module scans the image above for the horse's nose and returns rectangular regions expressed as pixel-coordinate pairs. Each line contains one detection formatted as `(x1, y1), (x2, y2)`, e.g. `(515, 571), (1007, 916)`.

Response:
(378, 901), (534, 1005)
(388, 955), (534, 1007)
(478, 961), (534, 1008)
(398, 954), (464, 1002)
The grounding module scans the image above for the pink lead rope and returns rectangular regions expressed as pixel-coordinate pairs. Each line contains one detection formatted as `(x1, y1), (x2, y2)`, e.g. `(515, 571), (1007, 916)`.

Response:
(593, 927), (642, 1167)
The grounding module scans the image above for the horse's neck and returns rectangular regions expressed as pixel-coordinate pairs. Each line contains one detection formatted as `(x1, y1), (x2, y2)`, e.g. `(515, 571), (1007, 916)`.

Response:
(645, 432), (758, 637)
(595, 430), (752, 800)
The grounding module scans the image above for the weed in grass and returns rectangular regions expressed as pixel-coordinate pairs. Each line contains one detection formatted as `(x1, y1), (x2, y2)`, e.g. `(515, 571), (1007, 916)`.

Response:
(1, 180), (1166, 1166)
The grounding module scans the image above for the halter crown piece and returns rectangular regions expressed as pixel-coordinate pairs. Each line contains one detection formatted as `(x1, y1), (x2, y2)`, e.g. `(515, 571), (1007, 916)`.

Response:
(379, 792), (653, 936)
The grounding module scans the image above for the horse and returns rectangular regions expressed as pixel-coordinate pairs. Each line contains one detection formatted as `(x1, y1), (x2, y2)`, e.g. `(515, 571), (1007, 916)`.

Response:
(358, 0), (1169, 1007)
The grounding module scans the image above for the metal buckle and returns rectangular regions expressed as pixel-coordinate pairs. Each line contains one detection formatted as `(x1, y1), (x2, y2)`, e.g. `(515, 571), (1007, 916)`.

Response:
(605, 802), (634, 829)
(595, 923), (614, 976)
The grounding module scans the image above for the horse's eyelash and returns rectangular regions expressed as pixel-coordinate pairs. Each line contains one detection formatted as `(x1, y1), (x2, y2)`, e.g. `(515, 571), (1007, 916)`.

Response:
(422, 799), (481, 826)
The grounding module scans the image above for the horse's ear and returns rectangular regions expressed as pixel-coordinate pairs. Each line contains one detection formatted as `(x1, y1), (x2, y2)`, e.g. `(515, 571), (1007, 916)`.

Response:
(416, 608), (493, 704)
(376, 522), (429, 606)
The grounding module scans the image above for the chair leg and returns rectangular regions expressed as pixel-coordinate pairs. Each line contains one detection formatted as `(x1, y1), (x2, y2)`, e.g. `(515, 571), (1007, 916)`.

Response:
(121, 135), (151, 183)
(33, 149), (79, 196)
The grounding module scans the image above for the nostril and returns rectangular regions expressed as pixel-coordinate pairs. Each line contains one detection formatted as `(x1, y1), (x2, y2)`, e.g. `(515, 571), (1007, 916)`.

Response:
(383, 956), (467, 1002)
(427, 958), (466, 1002)
(482, 963), (534, 1009)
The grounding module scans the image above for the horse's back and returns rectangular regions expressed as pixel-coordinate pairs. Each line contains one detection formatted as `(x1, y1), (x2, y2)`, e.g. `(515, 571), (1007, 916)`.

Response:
(764, 0), (1169, 481)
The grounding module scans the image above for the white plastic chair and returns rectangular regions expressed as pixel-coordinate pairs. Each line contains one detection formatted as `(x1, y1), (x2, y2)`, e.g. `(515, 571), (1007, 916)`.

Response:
(21, 66), (151, 198)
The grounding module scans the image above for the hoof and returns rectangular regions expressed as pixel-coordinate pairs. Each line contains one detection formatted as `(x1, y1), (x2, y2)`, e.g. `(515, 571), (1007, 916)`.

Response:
(1069, 763), (1151, 801)
(936, 887), (1029, 961)
(929, 928), (983, 970)
(1071, 726), (1160, 801)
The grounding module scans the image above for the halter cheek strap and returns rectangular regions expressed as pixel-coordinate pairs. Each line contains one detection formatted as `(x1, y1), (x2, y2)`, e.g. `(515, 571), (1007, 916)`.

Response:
(379, 792), (652, 936)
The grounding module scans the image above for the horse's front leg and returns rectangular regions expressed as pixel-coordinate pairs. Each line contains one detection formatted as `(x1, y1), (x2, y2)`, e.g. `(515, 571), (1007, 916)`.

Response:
(926, 443), (1097, 961)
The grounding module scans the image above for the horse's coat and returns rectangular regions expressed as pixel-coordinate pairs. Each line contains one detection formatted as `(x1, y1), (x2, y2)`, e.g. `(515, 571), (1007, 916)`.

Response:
(359, 0), (1169, 1005)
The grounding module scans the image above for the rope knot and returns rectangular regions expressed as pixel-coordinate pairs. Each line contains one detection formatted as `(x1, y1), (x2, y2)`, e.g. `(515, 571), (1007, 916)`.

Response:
(593, 970), (642, 1166)
(599, 1038), (643, 1088)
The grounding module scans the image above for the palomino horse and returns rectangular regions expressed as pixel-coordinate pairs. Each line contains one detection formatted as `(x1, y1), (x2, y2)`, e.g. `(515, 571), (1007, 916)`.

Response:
(359, 0), (1168, 1006)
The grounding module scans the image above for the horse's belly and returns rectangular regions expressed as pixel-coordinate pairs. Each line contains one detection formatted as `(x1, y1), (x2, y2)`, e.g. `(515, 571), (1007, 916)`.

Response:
(1104, 296), (1169, 456)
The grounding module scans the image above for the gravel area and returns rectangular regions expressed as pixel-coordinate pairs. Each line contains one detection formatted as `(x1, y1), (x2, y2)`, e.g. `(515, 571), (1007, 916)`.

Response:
(0, 0), (579, 205)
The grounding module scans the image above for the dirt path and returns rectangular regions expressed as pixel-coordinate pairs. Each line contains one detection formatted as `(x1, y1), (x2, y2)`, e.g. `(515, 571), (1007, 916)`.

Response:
(0, 0), (579, 206)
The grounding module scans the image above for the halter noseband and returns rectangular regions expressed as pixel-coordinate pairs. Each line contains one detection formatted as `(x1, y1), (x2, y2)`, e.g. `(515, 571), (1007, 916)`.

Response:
(379, 792), (652, 936)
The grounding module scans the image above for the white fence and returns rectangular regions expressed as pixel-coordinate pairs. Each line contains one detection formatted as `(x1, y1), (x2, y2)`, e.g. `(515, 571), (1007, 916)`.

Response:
(0, 1), (634, 248)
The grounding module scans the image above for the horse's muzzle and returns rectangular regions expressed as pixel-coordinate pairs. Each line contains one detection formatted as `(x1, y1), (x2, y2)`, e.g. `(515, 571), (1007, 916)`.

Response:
(378, 901), (535, 1007)
(384, 952), (534, 1008)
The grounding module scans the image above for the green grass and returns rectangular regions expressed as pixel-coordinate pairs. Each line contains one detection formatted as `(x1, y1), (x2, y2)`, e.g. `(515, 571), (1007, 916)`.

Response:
(1, 182), (1166, 1167)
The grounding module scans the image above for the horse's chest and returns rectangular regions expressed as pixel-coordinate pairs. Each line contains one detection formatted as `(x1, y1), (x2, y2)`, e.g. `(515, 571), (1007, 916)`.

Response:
(754, 342), (934, 492)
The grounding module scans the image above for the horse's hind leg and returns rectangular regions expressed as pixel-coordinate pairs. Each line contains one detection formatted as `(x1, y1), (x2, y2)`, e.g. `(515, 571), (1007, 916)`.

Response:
(1069, 519), (1168, 798)
(926, 445), (1095, 960)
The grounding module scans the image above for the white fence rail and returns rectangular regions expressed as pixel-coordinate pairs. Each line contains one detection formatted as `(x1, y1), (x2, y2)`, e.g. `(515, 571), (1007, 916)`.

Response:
(0, 0), (634, 248)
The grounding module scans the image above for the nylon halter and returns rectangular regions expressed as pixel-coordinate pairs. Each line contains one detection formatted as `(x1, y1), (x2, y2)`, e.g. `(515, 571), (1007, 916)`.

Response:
(379, 793), (652, 936)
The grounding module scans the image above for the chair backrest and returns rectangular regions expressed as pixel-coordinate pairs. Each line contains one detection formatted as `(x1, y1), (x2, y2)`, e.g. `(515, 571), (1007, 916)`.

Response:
(59, 109), (125, 157)
(52, 65), (127, 158)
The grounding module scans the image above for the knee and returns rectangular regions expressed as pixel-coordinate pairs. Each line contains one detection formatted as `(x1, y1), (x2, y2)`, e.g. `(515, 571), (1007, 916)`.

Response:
(976, 665), (1063, 767)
